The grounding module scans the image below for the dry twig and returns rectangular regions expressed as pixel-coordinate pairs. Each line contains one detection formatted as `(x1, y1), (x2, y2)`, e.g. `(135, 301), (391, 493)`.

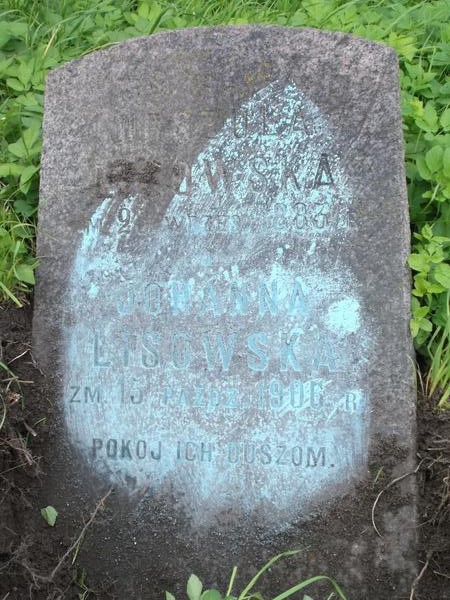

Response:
(410, 552), (433, 600)
(12, 488), (112, 591)
(44, 488), (112, 583)
(371, 459), (424, 537)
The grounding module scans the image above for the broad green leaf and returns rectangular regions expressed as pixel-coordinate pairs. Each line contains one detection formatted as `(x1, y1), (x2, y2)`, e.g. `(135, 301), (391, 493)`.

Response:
(14, 263), (35, 285)
(434, 262), (450, 289)
(0, 27), (12, 48)
(23, 123), (41, 149)
(19, 180), (32, 196)
(290, 9), (307, 26)
(8, 139), (27, 159)
(426, 282), (446, 294)
(1, 21), (28, 39)
(187, 574), (203, 600)
(440, 108), (450, 130)
(40, 505), (58, 526)
(412, 275), (429, 297)
(15, 91), (43, 108)
(137, 3), (150, 18)
(8, 124), (41, 159)
(17, 60), (33, 86)
(303, 0), (331, 23)
(411, 296), (420, 311)
(145, 2), (164, 33)
(0, 21), (28, 47)
(413, 305), (429, 318)
(410, 319), (420, 337)
(433, 235), (450, 244)
(388, 33), (417, 62)
(201, 590), (222, 600)
(0, 163), (24, 177)
(14, 198), (36, 218)
(415, 328), (429, 348)
(423, 102), (438, 130)
(20, 164), (39, 187)
(165, 592), (176, 600)
(421, 224), (434, 240)
(425, 145), (443, 173)
(6, 77), (25, 91)
(0, 57), (13, 76)
(443, 147), (450, 177)
(419, 317), (433, 332)
(408, 253), (429, 273)
(416, 156), (431, 180)
(133, 16), (152, 33)
(428, 248), (444, 263)
(302, 596), (314, 600)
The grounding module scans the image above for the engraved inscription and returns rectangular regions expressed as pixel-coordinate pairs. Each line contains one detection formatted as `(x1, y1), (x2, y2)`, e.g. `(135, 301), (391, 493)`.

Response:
(64, 80), (373, 524)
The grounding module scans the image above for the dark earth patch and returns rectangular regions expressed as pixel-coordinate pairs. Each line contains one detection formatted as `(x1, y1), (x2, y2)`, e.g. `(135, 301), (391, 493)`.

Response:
(0, 303), (449, 599)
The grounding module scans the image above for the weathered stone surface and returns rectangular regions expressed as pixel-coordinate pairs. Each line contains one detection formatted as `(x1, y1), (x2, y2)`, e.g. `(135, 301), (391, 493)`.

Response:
(34, 26), (416, 599)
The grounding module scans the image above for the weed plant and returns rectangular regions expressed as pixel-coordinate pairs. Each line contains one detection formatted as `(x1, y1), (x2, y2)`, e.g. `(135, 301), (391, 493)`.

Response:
(166, 550), (347, 600)
(0, 0), (449, 400)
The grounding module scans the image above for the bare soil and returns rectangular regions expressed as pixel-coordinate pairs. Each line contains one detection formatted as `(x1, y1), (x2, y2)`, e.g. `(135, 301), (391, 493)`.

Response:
(0, 303), (449, 600)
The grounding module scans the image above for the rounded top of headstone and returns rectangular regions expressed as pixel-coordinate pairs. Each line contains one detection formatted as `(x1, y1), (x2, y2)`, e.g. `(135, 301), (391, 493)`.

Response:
(45, 25), (397, 84)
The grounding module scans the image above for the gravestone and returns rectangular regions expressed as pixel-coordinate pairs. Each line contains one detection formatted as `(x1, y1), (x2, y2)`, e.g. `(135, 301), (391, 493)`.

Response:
(34, 27), (417, 599)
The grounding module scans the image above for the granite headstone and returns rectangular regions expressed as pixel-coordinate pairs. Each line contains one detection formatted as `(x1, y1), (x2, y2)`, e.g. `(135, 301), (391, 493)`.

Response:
(34, 27), (417, 599)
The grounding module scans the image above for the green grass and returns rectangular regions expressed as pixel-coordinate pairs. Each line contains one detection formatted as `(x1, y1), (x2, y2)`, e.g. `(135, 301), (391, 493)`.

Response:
(0, 0), (449, 401)
(426, 292), (450, 407)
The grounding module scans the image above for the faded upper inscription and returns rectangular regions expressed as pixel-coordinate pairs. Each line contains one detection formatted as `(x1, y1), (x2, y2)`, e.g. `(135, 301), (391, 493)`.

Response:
(64, 81), (373, 524)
